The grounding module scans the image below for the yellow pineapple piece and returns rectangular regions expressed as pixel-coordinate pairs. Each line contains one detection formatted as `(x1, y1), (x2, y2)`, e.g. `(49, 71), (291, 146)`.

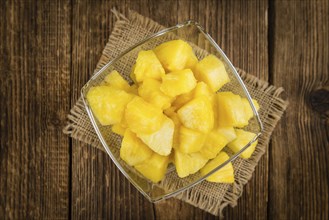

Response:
(104, 70), (130, 92)
(242, 98), (260, 121)
(120, 129), (153, 166)
(86, 86), (134, 125)
(125, 97), (164, 134)
(200, 127), (236, 159)
(227, 129), (258, 159)
(174, 149), (208, 178)
(193, 82), (213, 100)
(133, 50), (165, 82)
(200, 152), (234, 183)
(137, 116), (174, 156)
(177, 97), (214, 133)
(216, 92), (248, 127)
(194, 55), (230, 92)
(171, 90), (194, 110)
(185, 50), (198, 69)
(154, 39), (196, 72)
(179, 126), (206, 153)
(160, 69), (197, 97)
(193, 82), (218, 127)
(217, 126), (237, 142)
(163, 106), (177, 118)
(134, 153), (169, 183)
(164, 108), (181, 150)
(130, 64), (137, 84)
(138, 78), (173, 110)
(111, 123), (126, 136)
(129, 84), (138, 95)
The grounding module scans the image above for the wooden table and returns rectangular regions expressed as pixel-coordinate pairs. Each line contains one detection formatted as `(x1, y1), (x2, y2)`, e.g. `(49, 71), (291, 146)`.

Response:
(1, 0), (328, 219)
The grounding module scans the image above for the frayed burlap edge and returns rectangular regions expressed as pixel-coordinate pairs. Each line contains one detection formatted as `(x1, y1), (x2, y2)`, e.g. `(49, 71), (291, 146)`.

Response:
(63, 9), (289, 217)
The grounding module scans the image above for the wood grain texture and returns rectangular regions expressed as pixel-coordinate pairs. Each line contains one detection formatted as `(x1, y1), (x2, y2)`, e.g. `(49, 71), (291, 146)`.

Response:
(0, 0), (328, 219)
(269, 0), (329, 219)
(0, 0), (71, 219)
(70, 0), (156, 219)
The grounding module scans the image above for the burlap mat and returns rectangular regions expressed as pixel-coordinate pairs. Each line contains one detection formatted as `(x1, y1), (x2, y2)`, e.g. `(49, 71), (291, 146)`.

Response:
(63, 10), (288, 217)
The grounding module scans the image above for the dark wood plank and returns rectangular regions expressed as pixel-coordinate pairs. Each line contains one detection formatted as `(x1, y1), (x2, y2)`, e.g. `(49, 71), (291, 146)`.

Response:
(70, 0), (156, 219)
(0, 0), (71, 219)
(269, 0), (329, 219)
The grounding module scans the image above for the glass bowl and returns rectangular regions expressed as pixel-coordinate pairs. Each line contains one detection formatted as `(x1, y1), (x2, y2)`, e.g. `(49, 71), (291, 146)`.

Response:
(81, 21), (263, 202)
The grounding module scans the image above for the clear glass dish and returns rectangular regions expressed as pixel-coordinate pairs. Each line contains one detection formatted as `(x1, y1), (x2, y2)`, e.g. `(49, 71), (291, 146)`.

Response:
(81, 21), (263, 202)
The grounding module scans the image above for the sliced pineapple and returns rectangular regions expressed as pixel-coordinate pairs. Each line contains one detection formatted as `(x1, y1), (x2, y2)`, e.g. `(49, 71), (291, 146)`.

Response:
(86, 86), (134, 125)
(154, 39), (196, 72)
(120, 129), (153, 166)
(174, 149), (208, 178)
(129, 84), (139, 95)
(193, 82), (214, 100)
(178, 126), (206, 154)
(164, 108), (181, 150)
(137, 116), (174, 156)
(171, 90), (194, 110)
(227, 129), (258, 159)
(194, 55), (230, 92)
(242, 98), (260, 121)
(200, 127), (236, 159)
(133, 50), (165, 82)
(216, 92), (248, 127)
(134, 153), (169, 183)
(125, 96), (164, 134)
(185, 51), (198, 69)
(130, 64), (137, 84)
(104, 70), (131, 92)
(138, 78), (173, 110)
(200, 152), (234, 183)
(111, 123), (126, 136)
(177, 97), (214, 133)
(160, 69), (197, 97)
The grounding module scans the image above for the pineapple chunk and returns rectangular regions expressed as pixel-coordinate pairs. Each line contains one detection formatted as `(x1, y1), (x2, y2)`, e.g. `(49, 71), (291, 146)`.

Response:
(200, 152), (234, 183)
(104, 70), (130, 92)
(160, 69), (197, 97)
(133, 50), (165, 82)
(130, 64), (137, 84)
(138, 78), (173, 109)
(125, 97), (164, 134)
(177, 97), (214, 133)
(227, 129), (258, 159)
(129, 84), (138, 95)
(216, 92), (248, 127)
(120, 129), (153, 166)
(172, 90), (194, 110)
(193, 82), (213, 100)
(200, 127), (236, 159)
(217, 126), (237, 143)
(137, 116), (174, 156)
(179, 126), (206, 153)
(87, 86), (134, 125)
(134, 153), (169, 183)
(174, 149), (208, 178)
(185, 50), (198, 69)
(242, 98), (260, 121)
(154, 39), (196, 72)
(164, 108), (181, 150)
(194, 55), (230, 92)
(193, 82), (218, 127)
(111, 123), (126, 136)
